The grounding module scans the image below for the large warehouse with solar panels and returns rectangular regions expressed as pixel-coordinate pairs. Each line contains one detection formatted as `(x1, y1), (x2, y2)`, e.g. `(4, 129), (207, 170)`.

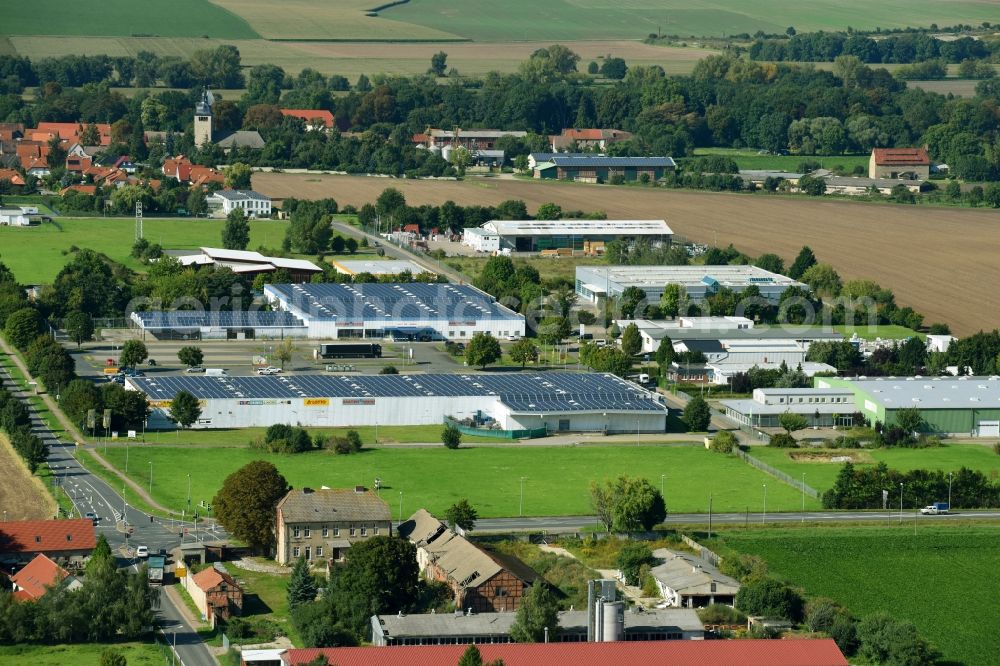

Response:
(263, 283), (525, 340)
(130, 283), (525, 341)
(126, 372), (667, 432)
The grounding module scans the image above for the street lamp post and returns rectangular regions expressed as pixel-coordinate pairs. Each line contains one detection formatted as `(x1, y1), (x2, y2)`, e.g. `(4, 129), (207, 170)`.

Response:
(762, 484), (767, 524)
(948, 472), (953, 510)
(187, 474), (191, 509)
(660, 474), (665, 497)
(148, 461), (153, 495)
(708, 493), (713, 540)
(801, 472), (806, 522)
(899, 482), (904, 524)
(398, 491), (403, 523)
(125, 438), (129, 474)
(519, 477), (527, 517)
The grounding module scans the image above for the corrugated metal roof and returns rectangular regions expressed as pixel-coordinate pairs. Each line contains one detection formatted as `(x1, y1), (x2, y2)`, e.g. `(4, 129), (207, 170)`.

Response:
(283, 639), (849, 665)
(650, 549), (741, 597)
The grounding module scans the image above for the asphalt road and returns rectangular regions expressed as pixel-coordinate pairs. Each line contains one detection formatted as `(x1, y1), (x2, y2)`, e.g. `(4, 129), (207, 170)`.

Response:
(0, 363), (220, 666)
(475, 509), (1000, 532)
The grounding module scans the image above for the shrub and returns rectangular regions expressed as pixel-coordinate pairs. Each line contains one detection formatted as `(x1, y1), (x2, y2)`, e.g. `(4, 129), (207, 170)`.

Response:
(720, 554), (768, 582)
(698, 603), (746, 624)
(442, 425), (462, 449)
(768, 433), (799, 448)
(993, 442), (1000, 456)
(709, 431), (738, 453)
(734, 577), (804, 622)
(616, 541), (654, 587)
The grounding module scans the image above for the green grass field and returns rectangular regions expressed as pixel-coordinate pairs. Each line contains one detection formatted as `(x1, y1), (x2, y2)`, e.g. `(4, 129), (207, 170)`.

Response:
(0, 0), (258, 38)
(98, 444), (823, 518)
(0, 641), (163, 666)
(692, 148), (870, 173)
(221, 561), (302, 645)
(0, 217), (291, 284)
(382, 0), (997, 40)
(135, 424), (500, 446)
(833, 324), (924, 341)
(749, 443), (1000, 493)
(711, 525), (1000, 666)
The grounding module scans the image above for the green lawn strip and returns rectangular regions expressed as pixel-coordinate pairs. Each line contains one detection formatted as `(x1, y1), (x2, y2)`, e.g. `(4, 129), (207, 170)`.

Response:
(221, 562), (302, 646)
(0, 217), (293, 284)
(832, 324), (924, 340)
(0, 640), (163, 665)
(138, 424), (502, 446)
(691, 148), (870, 173)
(98, 444), (822, 518)
(748, 444), (1000, 493)
(708, 524), (1000, 666)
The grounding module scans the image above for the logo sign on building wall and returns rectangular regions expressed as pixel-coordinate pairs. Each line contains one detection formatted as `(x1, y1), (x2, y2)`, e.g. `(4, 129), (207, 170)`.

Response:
(304, 398), (330, 407)
(150, 400), (173, 409)
(342, 398), (375, 406)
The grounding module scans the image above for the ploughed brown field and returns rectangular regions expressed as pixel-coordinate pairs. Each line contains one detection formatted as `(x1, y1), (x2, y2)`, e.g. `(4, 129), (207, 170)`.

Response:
(0, 434), (57, 520)
(254, 173), (1000, 335)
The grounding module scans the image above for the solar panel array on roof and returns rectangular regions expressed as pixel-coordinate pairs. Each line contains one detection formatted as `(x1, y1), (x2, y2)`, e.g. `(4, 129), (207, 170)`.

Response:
(130, 373), (662, 414)
(267, 283), (523, 322)
(133, 311), (305, 329)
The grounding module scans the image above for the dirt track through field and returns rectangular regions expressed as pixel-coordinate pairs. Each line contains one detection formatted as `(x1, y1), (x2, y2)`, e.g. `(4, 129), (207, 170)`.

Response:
(254, 173), (1000, 335)
(0, 434), (57, 521)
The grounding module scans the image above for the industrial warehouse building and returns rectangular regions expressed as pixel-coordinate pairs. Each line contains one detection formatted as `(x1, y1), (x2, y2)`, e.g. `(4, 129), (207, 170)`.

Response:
(331, 259), (432, 278)
(576, 265), (805, 305)
(170, 247), (323, 282)
(263, 283), (525, 340)
(126, 372), (668, 433)
(722, 376), (1000, 436)
(819, 376), (1000, 437)
(531, 155), (676, 182)
(623, 318), (841, 355)
(479, 219), (673, 253)
(130, 310), (307, 340)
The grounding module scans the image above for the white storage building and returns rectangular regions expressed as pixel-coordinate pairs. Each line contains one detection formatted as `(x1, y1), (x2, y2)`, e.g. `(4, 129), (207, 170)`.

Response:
(462, 227), (500, 253)
(576, 265), (805, 305)
(126, 372), (668, 433)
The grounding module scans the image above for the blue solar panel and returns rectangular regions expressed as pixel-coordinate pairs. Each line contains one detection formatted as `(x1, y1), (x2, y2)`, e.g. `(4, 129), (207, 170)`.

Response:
(134, 311), (304, 329)
(266, 283), (523, 322)
(129, 373), (665, 414)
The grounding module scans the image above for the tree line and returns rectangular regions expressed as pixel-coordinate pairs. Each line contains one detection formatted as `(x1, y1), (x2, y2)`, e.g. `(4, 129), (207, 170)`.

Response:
(3, 45), (1000, 182)
(822, 462), (1000, 509)
(748, 32), (996, 64)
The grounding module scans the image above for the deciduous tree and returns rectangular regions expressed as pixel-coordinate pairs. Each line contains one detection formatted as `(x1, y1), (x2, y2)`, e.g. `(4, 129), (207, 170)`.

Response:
(169, 390), (201, 429)
(118, 340), (148, 370)
(444, 499), (478, 531)
(222, 209), (251, 250)
(65, 311), (95, 348)
(510, 581), (560, 642)
(213, 460), (290, 553)
(465, 333), (501, 369)
(682, 396), (712, 432)
(508, 338), (539, 368)
(177, 346), (203, 368)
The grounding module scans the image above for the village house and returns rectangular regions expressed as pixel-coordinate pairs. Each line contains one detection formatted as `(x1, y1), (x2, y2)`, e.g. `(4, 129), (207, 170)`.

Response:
(0, 519), (96, 567)
(413, 128), (527, 151)
(399, 510), (539, 613)
(868, 147), (930, 180)
(275, 487), (393, 565)
(207, 189), (272, 218)
(280, 109), (335, 131)
(183, 564), (243, 625)
(9, 554), (81, 601)
(0, 168), (26, 187)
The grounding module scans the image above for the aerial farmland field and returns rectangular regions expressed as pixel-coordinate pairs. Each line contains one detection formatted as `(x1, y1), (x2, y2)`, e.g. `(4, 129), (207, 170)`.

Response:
(712, 525), (1000, 666)
(253, 172), (1000, 335)
(0, 0), (258, 38)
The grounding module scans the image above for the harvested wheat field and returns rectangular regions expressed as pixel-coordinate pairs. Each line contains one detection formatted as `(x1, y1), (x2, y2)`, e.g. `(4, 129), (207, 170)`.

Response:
(0, 434), (56, 521)
(255, 173), (1000, 335)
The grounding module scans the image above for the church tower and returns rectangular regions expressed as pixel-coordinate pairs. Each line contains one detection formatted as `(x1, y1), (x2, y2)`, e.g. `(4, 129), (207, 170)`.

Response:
(194, 89), (213, 148)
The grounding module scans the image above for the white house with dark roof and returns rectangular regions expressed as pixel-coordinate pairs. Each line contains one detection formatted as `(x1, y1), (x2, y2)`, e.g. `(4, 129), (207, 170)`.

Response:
(207, 189), (272, 218)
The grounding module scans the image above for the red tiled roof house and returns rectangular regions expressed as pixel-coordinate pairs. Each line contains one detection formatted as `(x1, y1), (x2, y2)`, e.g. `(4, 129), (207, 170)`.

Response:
(9, 553), (81, 601)
(869, 147), (930, 180)
(0, 519), (97, 566)
(183, 565), (243, 626)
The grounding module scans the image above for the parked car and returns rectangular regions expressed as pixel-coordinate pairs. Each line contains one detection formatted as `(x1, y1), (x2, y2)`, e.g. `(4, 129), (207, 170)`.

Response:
(185, 366), (205, 373)
(256, 366), (282, 375)
(135, 545), (149, 558)
(85, 511), (98, 525)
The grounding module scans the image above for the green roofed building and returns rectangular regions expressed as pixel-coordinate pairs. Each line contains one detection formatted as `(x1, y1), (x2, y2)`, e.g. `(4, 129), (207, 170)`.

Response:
(816, 376), (1000, 437)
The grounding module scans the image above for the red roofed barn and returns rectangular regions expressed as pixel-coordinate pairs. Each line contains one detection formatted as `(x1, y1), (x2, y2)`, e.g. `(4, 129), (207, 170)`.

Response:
(869, 147), (930, 180)
(0, 519), (97, 566)
(281, 639), (850, 666)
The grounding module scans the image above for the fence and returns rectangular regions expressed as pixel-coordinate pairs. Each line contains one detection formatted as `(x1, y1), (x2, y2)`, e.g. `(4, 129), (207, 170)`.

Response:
(681, 534), (724, 568)
(736, 449), (819, 498)
(444, 416), (547, 440)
